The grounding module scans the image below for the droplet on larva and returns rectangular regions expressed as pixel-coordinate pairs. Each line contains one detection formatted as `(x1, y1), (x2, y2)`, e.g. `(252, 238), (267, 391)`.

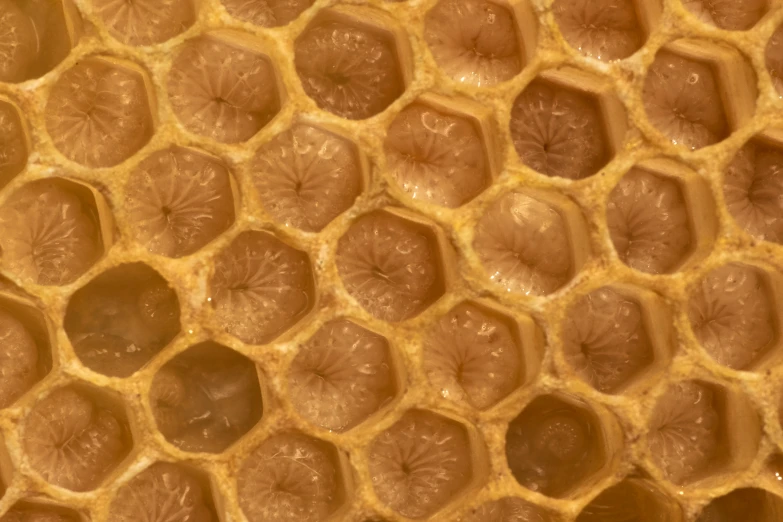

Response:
(0, 99), (28, 190)
(210, 231), (314, 344)
(237, 432), (342, 522)
(0, 179), (102, 286)
(126, 146), (235, 257)
(108, 463), (215, 522)
(424, 302), (521, 409)
(696, 488), (779, 522)
(607, 168), (692, 274)
(577, 479), (677, 522)
(509, 78), (610, 179)
(424, 0), (521, 87)
(473, 192), (573, 296)
(553, 0), (644, 60)
(23, 387), (129, 492)
(288, 319), (394, 432)
(688, 264), (775, 370)
(0, 503), (81, 522)
(0, 309), (39, 408)
(505, 395), (601, 497)
(767, 24), (783, 98)
(0, 1), (37, 82)
(150, 342), (263, 453)
(462, 496), (552, 522)
(252, 124), (362, 232)
(648, 381), (719, 484)
(336, 211), (440, 322)
(384, 103), (489, 207)
(724, 138), (783, 244)
(64, 263), (181, 378)
(221, 0), (313, 27)
(168, 34), (280, 143)
(368, 410), (473, 518)
(642, 50), (729, 150)
(563, 287), (653, 393)
(92, 0), (196, 46)
(295, 20), (404, 119)
(683, 0), (766, 30)
(45, 58), (154, 167)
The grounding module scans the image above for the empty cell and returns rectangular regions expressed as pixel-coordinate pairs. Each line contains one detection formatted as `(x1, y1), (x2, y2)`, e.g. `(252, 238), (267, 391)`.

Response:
(0, 308), (43, 409)
(683, 0), (767, 31)
(553, 0), (644, 60)
(462, 497), (553, 522)
(696, 488), (783, 522)
(576, 478), (681, 522)
(92, 0), (196, 46)
(767, 24), (783, 97)
(0, 99), (28, 190)
(221, 0), (313, 27)
(0, 502), (81, 522)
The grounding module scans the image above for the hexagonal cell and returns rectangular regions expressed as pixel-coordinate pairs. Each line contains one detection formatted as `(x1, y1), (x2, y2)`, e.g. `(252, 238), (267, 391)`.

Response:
(335, 208), (448, 322)
(150, 341), (263, 453)
(125, 146), (236, 257)
(45, 56), (155, 168)
(108, 462), (217, 521)
(509, 68), (626, 180)
(607, 159), (715, 274)
(0, 178), (109, 286)
(384, 94), (495, 208)
(0, 296), (52, 409)
(221, 0), (313, 26)
(209, 230), (314, 344)
(0, 0), (81, 83)
(724, 131), (783, 244)
(237, 431), (345, 522)
(553, 0), (658, 60)
(424, 0), (532, 87)
(251, 123), (363, 232)
(642, 40), (756, 151)
(696, 488), (783, 522)
(563, 285), (673, 394)
(505, 394), (609, 497)
(22, 385), (132, 492)
(0, 97), (28, 190)
(472, 190), (589, 296)
(64, 263), (181, 378)
(576, 478), (683, 522)
(0, 501), (82, 522)
(287, 319), (395, 432)
(92, 0), (196, 46)
(168, 31), (281, 144)
(687, 263), (778, 371)
(462, 497), (553, 522)
(767, 24), (783, 97)
(294, 5), (411, 120)
(647, 380), (759, 485)
(423, 301), (541, 409)
(683, 0), (767, 31)
(368, 409), (474, 518)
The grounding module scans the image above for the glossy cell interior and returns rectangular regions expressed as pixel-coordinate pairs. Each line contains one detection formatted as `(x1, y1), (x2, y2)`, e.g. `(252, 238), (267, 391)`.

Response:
(0, 302), (50, 409)
(287, 319), (395, 432)
(563, 287), (654, 393)
(576, 478), (680, 522)
(696, 487), (783, 522)
(221, 0), (314, 27)
(505, 395), (606, 497)
(210, 231), (314, 344)
(0, 502), (81, 522)
(150, 341), (263, 452)
(64, 263), (181, 377)
(462, 497), (553, 522)
(368, 409), (473, 518)
(0, 98), (27, 190)
(424, 0), (523, 87)
(553, 0), (645, 60)
(683, 0), (767, 31)
(92, 0), (196, 46)
(767, 24), (783, 97)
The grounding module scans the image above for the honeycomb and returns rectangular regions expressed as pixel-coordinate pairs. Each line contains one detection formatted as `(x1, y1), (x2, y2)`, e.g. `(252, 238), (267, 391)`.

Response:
(2, 0), (783, 521)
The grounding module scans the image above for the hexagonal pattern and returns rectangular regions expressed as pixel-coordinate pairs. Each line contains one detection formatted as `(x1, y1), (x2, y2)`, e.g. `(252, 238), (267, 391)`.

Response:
(150, 341), (263, 452)
(0, 178), (107, 286)
(22, 386), (131, 492)
(45, 57), (154, 167)
(505, 395), (608, 497)
(251, 123), (363, 232)
(472, 191), (588, 296)
(168, 32), (280, 143)
(336, 209), (446, 321)
(64, 263), (181, 377)
(125, 146), (236, 257)
(576, 478), (681, 521)
(553, 0), (646, 60)
(0, 97), (27, 190)
(424, 0), (525, 87)
(209, 230), (314, 344)
(237, 431), (344, 522)
(287, 319), (395, 432)
(92, 0), (196, 46)
(368, 409), (474, 518)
